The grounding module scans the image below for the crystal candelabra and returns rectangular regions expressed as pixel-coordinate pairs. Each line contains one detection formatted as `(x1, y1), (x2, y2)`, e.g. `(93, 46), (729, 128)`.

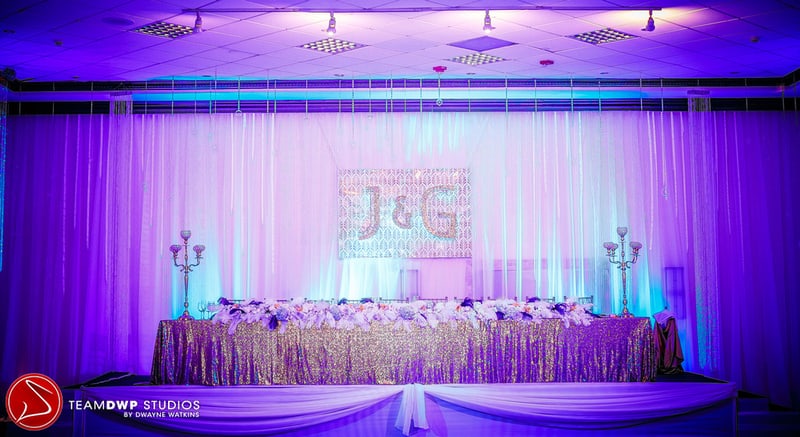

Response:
(169, 230), (205, 321)
(603, 227), (642, 318)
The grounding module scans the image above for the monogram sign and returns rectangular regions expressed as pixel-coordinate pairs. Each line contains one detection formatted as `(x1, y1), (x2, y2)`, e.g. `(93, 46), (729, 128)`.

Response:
(338, 169), (471, 258)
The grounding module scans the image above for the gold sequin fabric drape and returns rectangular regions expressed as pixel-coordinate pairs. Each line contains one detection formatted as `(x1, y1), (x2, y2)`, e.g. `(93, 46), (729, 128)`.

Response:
(151, 318), (655, 385)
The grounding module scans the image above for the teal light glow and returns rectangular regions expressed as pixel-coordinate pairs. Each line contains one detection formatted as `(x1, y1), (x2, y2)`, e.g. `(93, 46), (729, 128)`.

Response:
(340, 258), (405, 301)
(131, 88), (644, 102)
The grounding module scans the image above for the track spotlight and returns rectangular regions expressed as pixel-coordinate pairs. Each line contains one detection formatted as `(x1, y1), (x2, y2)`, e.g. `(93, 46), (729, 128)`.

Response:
(642, 10), (655, 32)
(326, 12), (336, 36)
(193, 11), (203, 33)
(483, 10), (495, 34)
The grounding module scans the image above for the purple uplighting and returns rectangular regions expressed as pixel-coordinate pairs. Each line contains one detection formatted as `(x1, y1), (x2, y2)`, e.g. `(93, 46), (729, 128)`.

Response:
(1, 1), (799, 435)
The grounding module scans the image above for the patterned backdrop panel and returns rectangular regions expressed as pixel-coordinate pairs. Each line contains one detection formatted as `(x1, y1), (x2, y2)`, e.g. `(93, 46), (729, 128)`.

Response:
(339, 169), (471, 258)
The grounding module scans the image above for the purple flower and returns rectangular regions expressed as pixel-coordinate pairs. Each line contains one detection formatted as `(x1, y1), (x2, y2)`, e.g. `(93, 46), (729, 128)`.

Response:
(398, 305), (416, 321)
(275, 306), (290, 321)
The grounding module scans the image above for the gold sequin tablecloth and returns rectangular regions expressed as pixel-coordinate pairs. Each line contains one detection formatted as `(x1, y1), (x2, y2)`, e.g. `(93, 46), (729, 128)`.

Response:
(150, 318), (655, 385)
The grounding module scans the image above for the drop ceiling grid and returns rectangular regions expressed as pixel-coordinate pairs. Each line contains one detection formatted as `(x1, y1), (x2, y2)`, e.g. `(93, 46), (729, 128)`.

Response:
(2, 0), (799, 81)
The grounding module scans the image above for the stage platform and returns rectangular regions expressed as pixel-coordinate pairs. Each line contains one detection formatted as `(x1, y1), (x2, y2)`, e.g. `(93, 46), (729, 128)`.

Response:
(5, 372), (744, 436)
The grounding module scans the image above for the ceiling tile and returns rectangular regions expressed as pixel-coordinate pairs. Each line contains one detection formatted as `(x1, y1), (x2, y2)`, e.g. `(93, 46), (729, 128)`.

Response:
(535, 19), (603, 37)
(192, 63), (264, 77)
(699, 0), (785, 18)
(609, 38), (670, 51)
(412, 26), (482, 44)
(485, 44), (550, 60)
(213, 20), (283, 39)
(531, 37), (593, 53)
(51, 13), (145, 40)
(104, 0), (186, 22)
(195, 47), (260, 62)
(661, 8), (737, 27)
(145, 38), (220, 57)
(372, 36), (439, 51)
(694, 19), (767, 38)
(379, 52), (440, 68)
(3, 0), (799, 82)
(645, 28), (714, 45)
(305, 53), (367, 69)
(225, 37), (291, 55)
(341, 25), (410, 45)
(332, 45), (403, 62)
(273, 61), (342, 76)
(499, 28), (562, 45)
(417, 44), (473, 59)
(741, 10), (800, 36)
(503, 10), (574, 27)
(559, 45), (633, 61)
(588, 52), (649, 67)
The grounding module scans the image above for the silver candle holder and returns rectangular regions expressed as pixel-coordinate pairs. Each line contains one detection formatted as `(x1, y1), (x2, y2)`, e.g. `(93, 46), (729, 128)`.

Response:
(603, 227), (642, 318)
(169, 230), (205, 321)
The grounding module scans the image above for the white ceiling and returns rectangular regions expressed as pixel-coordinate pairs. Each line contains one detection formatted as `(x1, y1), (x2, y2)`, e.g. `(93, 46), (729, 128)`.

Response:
(1, 0), (799, 83)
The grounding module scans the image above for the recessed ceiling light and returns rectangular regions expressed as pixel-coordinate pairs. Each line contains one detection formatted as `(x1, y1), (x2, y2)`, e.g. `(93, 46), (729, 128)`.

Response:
(570, 28), (636, 45)
(301, 38), (364, 54)
(133, 21), (195, 39)
(449, 53), (505, 66)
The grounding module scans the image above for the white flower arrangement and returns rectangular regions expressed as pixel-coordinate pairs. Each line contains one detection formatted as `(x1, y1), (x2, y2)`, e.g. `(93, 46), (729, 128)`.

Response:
(208, 297), (595, 334)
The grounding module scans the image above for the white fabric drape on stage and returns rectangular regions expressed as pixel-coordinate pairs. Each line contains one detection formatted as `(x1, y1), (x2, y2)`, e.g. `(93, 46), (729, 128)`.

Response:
(77, 383), (736, 435)
(2, 111), (799, 409)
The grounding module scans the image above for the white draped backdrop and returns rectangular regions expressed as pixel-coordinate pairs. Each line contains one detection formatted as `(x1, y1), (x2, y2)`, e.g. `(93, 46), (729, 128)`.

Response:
(1, 111), (798, 409)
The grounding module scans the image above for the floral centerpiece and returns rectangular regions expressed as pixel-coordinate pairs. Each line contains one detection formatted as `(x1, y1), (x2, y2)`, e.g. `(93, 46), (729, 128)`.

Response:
(208, 297), (596, 335)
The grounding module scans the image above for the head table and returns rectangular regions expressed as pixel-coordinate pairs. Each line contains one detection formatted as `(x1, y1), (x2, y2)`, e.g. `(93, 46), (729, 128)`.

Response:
(151, 317), (655, 385)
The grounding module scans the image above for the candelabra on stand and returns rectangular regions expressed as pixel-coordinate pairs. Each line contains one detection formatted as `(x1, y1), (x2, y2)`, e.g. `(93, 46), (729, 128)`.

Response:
(603, 227), (642, 318)
(169, 230), (205, 321)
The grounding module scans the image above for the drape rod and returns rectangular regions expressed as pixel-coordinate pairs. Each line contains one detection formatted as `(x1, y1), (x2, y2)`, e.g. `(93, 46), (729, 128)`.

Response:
(183, 6), (663, 14)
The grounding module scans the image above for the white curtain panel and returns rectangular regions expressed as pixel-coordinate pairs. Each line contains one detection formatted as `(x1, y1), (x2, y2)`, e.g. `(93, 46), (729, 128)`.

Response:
(2, 111), (798, 408)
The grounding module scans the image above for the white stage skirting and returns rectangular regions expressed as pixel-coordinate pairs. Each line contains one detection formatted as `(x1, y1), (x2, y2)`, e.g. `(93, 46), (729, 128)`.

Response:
(55, 382), (738, 436)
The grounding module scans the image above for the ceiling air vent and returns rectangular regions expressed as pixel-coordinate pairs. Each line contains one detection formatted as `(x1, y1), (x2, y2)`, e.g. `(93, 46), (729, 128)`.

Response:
(449, 53), (505, 66)
(569, 28), (636, 45)
(133, 21), (194, 39)
(301, 38), (365, 54)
